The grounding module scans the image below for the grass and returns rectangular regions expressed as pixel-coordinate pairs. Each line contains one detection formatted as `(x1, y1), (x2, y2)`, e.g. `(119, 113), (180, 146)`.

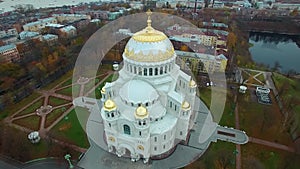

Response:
(45, 105), (71, 128)
(56, 84), (80, 97)
(185, 141), (236, 169)
(50, 107), (90, 148)
(0, 125), (81, 162)
(0, 93), (41, 120)
(88, 73), (115, 99)
(96, 64), (112, 76)
(59, 77), (73, 88)
(42, 71), (73, 90)
(256, 73), (265, 84)
(272, 72), (300, 140)
(219, 90), (235, 127)
(272, 72), (300, 98)
(238, 89), (292, 145)
(48, 96), (70, 107)
(199, 86), (234, 126)
(13, 115), (40, 131)
(242, 143), (300, 169)
(15, 98), (44, 117)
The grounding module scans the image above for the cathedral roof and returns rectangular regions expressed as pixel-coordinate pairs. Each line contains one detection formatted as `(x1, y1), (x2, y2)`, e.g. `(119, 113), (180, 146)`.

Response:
(119, 79), (159, 104)
(123, 10), (175, 63)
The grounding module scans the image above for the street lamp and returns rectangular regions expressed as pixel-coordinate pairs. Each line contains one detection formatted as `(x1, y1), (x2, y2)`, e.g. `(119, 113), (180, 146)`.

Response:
(64, 154), (74, 169)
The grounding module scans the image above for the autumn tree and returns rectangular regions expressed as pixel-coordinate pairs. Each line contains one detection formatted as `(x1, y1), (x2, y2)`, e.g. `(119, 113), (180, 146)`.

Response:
(227, 32), (237, 52)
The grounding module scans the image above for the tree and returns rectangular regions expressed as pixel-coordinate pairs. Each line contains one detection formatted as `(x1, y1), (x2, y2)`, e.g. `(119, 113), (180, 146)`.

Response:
(290, 8), (298, 16)
(215, 149), (233, 169)
(227, 32), (237, 52)
(180, 44), (189, 51)
(204, 0), (209, 8)
(272, 61), (281, 72)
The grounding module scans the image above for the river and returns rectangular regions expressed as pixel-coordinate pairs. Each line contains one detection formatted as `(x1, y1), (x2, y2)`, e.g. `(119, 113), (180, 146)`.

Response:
(0, 0), (105, 13)
(249, 32), (300, 73)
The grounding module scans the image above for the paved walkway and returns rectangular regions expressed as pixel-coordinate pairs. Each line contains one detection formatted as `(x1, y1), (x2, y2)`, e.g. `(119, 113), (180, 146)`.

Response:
(234, 68), (299, 169)
(234, 94), (242, 169)
(248, 137), (295, 153)
(3, 72), (112, 165)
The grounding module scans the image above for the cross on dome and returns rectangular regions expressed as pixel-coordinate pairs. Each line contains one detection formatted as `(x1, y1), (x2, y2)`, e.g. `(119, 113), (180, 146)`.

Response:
(146, 9), (152, 28)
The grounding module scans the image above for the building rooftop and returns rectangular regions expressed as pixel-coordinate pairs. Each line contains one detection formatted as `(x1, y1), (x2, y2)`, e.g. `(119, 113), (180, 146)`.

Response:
(19, 31), (40, 40)
(42, 34), (58, 40)
(60, 25), (76, 32)
(0, 44), (16, 52)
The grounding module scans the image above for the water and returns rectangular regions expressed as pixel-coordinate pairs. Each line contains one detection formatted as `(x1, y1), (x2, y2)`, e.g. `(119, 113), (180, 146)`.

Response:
(249, 32), (300, 73)
(0, 0), (104, 12)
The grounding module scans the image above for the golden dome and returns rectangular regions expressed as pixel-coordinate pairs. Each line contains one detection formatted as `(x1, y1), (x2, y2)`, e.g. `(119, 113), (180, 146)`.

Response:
(132, 9), (167, 43)
(181, 101), (191, 111)
(103, 99), (116, 111)
(134, 106), (149, 119)
(101, 87), (106, 94)
(189, 79), (197, 88)
(132, 27), (167, 43)
(123, 10), (175, 63)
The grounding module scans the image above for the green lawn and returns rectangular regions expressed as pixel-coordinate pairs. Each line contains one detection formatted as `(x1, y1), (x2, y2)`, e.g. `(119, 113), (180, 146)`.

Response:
(50, 107), (90, 148)
(45, 105), (71, 128)
(256, 73), (265, 84)
(199, 87), (235, 126)
(48, 96), (70, 107)
(13, 115), (40, 131)
(56, 84), (80, 97)
(0, 125), (81, 162)
(219, 91), (235, 127)
(272, 72), (300, 140)
(96, 64), (113, 76)
(238, 90), (292, 145)
(185, 141), (236, 169)
(42, 71), (73, 90)
(0, 93), (41, 120)
(59, 77), (73, 88)
(88, 74), (115, 99)
(15, 99), (44, 117)
(242, 143), (300, 169)
(272, 72), (300, 98)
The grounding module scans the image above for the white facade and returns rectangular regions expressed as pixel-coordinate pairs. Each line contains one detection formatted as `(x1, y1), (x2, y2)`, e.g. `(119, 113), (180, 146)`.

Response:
(100, 14), (198, 163)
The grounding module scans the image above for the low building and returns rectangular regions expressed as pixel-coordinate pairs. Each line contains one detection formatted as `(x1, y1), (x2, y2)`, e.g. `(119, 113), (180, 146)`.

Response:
(0, 28), (18, 38)
(176, 50), (227, 73)
(42, 34), (58, 45)
(89, 10), (109, 20)
(0, 28), (19, 45)
(166, 24), (228, 48)
(0, 35), (18, 45)
(23, 17), (57, 32)
(19, 31), (40, 40)
(52, 14), (91, 23)
(0, 44), (20, 63)
(108, 11), (122, 20)
(273, 2), (300, 10)
(59, 25), (77, 38)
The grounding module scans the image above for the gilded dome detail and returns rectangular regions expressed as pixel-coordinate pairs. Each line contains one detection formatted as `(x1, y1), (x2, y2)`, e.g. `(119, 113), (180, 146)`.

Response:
(123, 10), (175, 62)
(181, 101), (191, 111)
(104, 99), (117, 111)
(135, 106), (149, 119)
(124, 46), (175, 62)
(189, 79), (197, 88)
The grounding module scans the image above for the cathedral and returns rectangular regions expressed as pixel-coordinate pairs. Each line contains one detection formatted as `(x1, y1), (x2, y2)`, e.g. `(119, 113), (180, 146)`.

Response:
(100, 10), (198, 163)
(73, 11), (248, 169)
